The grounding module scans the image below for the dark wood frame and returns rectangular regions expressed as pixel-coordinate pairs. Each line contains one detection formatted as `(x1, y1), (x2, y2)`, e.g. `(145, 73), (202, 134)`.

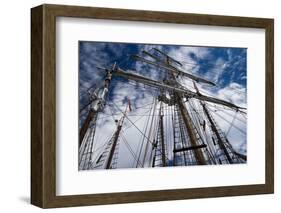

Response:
(31, 4), (274, 208)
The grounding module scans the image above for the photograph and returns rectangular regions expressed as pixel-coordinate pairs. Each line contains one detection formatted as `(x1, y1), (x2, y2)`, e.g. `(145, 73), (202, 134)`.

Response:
(29, 3), (274, 208)
(78, 42), (247, 170)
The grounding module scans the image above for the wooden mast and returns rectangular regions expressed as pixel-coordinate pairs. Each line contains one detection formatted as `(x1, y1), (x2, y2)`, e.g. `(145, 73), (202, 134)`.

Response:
(192, 81), (233, 164)
(159, 103), (167, 166)
(201, 103), (233, 164)
(79, 65), (113, 147)
(79, 110), (94, 147)
(105, 122), (123, 169)
(166, 57), (207, 165)
(105, 100), (130, 169)
(176, 96), (207, 165)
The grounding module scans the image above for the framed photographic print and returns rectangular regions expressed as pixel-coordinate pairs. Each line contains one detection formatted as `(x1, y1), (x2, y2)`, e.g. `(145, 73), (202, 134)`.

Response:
(31, 4), (274, 208)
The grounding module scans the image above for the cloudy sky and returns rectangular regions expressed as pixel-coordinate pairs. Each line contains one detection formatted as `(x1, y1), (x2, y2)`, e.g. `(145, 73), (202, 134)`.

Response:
(79, 41), (247, 169)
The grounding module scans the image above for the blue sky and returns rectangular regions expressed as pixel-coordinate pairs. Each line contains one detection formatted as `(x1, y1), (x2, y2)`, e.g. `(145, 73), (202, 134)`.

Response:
(79, 41), (247, 168)
(79, 42), (247, 108)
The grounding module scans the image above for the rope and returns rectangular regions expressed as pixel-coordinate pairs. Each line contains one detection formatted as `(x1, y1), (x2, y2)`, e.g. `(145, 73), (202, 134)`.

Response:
(120, 133), (144, 167)
(226, 111), (238, 136)
(112, 101), (167, 158)
(208, 108), (246, 135)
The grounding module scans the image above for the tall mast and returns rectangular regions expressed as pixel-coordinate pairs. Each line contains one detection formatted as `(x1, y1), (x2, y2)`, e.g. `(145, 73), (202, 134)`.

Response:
(105, 116), (124, 169)
(79, 64), (115, 147)
(193, 82), (233, 164)
(91, 100), (131, 170)
(112, 49), (245, 166)
(176, 95), (207, 164)
(201, 102), (233, 164)
(159, 102), (167, 166)
(165, 56), (207, 165)
(80, 48), (247, 170)
(105, 101), (130, 169)
(151, 102), (167, 167)
(79, 110), (95, 147)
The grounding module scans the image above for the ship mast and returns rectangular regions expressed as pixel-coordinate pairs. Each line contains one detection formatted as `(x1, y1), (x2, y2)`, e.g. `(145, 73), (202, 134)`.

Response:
(90, 100), (131, 170)
(79, 63), (115, 147)
(105, 102), (129, 169)
(165, 55), (208, 165)
(79, 47), (246, 169)
(132, 50), (212, 165)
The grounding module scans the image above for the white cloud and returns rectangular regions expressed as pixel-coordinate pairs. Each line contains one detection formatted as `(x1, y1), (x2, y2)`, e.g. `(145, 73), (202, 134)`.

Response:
(168, 46), (210, 73)
(216, 82), (247, 107)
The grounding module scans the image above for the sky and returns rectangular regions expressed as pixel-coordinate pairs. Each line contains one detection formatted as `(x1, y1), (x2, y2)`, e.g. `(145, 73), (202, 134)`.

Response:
(79, 41), (247, 169)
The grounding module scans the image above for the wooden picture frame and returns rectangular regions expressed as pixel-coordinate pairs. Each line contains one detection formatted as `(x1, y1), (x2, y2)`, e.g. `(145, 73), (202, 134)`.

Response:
(31, 4), (274, 208)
